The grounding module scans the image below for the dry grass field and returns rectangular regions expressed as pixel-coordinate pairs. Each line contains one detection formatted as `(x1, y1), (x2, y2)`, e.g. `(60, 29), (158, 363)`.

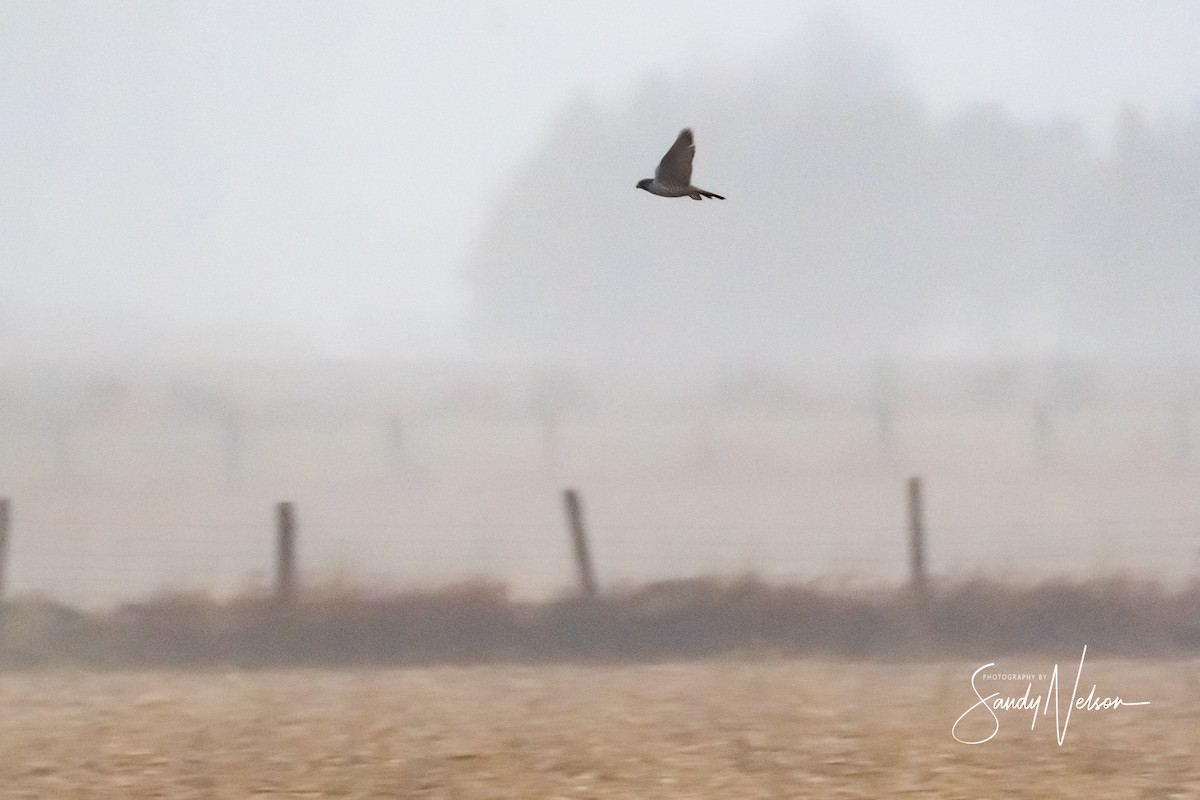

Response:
(1, 659), (1197, 799)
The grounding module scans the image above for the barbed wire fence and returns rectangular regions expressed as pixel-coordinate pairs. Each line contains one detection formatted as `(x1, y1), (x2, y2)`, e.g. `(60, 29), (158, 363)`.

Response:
(1, 474), (1198, 611)
(3, 361), (1200, 609)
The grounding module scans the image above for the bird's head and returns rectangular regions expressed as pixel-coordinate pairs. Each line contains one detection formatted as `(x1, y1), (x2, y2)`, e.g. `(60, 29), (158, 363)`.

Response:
(636, 179), (652, 191)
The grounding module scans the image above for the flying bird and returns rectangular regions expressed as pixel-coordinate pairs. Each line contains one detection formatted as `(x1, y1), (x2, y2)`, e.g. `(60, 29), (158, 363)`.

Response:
(636, 128), (725, 200)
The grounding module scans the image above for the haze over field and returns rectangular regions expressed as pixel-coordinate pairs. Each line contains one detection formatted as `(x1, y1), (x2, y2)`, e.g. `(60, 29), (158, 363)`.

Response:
(2, 3), (1200, 604)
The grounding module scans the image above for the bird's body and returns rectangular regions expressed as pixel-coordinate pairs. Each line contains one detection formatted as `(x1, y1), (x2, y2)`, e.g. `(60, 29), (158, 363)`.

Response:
(637, 128), (725, 200)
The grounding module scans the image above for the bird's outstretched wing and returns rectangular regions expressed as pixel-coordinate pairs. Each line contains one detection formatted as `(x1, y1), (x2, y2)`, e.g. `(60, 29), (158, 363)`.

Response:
(654, 128), (695, 188)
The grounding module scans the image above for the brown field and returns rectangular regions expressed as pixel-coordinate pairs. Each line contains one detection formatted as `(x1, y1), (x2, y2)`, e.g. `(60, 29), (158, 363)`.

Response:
(1, 659), (1197, 798)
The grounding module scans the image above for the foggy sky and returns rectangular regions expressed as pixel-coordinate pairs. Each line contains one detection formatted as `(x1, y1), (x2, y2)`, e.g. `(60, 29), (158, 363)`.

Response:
(468, 23), (1200, 364)
(3, 1), (1199, 364)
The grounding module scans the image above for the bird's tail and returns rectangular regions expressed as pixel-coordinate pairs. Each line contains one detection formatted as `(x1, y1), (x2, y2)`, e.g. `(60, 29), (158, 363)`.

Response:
(692, 188), (725, 200)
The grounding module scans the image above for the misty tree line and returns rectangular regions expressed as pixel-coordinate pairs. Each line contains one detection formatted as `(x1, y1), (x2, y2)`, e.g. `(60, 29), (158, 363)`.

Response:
(466, 34), (1200, 363)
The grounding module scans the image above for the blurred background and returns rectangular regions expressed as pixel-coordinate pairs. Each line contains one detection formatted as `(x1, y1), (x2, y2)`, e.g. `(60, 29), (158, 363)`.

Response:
(2, 1), (1200, 606)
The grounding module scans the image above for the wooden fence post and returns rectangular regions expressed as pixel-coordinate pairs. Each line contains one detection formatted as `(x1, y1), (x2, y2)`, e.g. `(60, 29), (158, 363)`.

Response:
(387, 414), (406, 473)
(276, 501), (297, 605)
(0, 498), (9, 650)
(1175, 399), (1193, 464)
(873, 358), (895, 456)
(906, 477), (927, 595)
(562, 488), (597, 598)
(223, 409), (244, 485)
(0, 498), (9, 602)
(1034, 401), (1054, 462)
(542, 411), (560, 474)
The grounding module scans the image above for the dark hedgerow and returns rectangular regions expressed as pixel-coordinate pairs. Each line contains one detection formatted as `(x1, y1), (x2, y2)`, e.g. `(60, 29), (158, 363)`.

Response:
(1, 575), (1198, 669)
